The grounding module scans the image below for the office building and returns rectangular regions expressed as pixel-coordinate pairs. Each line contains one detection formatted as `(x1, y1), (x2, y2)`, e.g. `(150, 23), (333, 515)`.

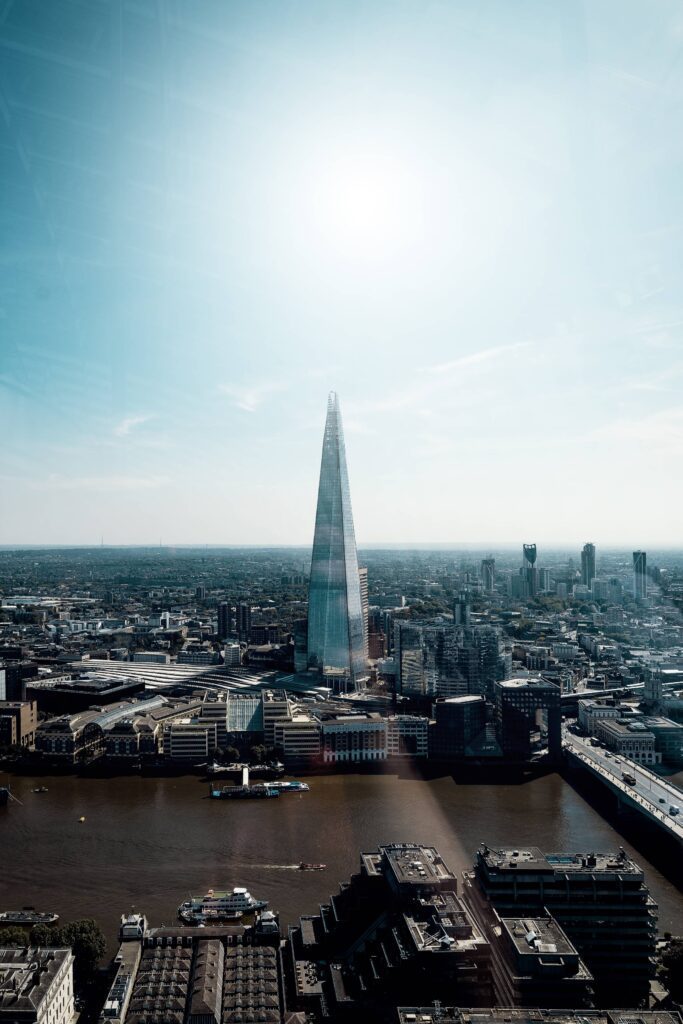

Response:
(397, 1011), (683, 1024)
(633, 551), (648, 601)
(234, 602), (251, 641)
(321, 713), (387, 763)
(0, 699), (38, 749)
(164, 719), (217, 760)
(359, 565), (369, 657)
(493, 915), (593, 1007)
(494, 677), (562, 761)
(217, 602), (232, 640)
(226, 693), (263, 736)
(454, 592), (471, 626)
(288, 844), (493, 1017)
(481, 557), (496, 592)
(581, 543), (596, 587)
(273, 714), (321, 765)
(430, 695), (487, 760)
(0, 948), (74, 1024)
(386, 714), (429, 757)
(307, 391), (367, 691)
(195, 585), (206, 601)
(464, 845), (657, 1005)
(261, 689), (293, 746)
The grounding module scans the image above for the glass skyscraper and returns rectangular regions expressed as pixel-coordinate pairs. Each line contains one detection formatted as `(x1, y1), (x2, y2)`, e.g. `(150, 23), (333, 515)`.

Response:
(307, 392), (366, 691)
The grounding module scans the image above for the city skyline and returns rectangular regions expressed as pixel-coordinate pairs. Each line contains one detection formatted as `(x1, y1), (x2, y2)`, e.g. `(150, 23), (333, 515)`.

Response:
(1, 2), (683, 546)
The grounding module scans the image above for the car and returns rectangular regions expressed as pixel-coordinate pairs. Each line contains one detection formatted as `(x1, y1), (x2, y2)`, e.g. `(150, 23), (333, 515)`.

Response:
(670, 805), (680, 816)
(605, 752), (612, 758)
(659, 797), (666, 804)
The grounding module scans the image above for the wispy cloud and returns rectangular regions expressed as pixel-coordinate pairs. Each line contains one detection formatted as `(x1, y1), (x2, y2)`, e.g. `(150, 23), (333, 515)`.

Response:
(420, 341), (531, 376)
(114, 414), (154, 437)
(218, 380), (287, 412)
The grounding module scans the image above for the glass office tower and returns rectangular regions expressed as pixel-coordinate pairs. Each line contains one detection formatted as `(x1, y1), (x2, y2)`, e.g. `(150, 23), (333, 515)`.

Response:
(307, 392), (366, 691)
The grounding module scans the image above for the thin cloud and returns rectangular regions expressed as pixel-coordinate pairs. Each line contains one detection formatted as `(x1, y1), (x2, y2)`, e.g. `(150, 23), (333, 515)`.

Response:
(420, 341), (531, 375)
(114, 414), (154, 437)
(218, 380), (287, 412)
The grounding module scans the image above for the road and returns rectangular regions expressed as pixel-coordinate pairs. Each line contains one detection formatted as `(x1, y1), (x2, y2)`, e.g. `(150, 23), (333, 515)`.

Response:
(563, 730), (683, 841)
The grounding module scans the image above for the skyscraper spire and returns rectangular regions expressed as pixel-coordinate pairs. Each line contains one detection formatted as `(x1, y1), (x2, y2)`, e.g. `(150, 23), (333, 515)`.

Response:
(307, 392), (366, 691)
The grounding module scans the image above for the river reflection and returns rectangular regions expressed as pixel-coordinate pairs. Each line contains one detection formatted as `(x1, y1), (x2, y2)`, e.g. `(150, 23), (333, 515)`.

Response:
(1, 768), (681, 953)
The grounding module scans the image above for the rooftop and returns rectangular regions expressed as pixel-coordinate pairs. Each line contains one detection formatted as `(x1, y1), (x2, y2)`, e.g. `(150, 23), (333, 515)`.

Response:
(478, 845), (643, 876)
(0, 948), (72, 1012)
(374, 843), (458, 889)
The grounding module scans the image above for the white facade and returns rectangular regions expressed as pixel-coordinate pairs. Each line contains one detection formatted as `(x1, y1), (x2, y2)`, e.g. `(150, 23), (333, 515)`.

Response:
(223, 643), (241, 667)
(273, 715), (321, 762)
(0, 948), (74, 1024)
(165, 719), (217, 759)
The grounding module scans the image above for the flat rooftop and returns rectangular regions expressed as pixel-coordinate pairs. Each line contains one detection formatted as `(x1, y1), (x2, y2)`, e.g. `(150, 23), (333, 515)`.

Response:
(502, 916), (577, 958)
(478, 846), (643, 876)
(367, 843), (457, 889)
(397, 1012), (683, 1024)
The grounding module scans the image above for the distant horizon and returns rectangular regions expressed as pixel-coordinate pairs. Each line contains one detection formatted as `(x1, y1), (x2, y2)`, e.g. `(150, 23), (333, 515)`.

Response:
(0, 541), (680, 554)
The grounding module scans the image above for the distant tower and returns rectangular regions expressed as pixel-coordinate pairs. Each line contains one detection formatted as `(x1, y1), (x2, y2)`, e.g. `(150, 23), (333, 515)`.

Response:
(217, 602), (232, 640)
(633, 550), (648, 601)
(454, 591), (471, 626)
(581, 543), (596, 587)
(307, 392), (366, 691)
(522, 544), (537, 568)
(522, 544), (538, 597)
(481, 557), (495, 592)
(235, 601), (251, 640)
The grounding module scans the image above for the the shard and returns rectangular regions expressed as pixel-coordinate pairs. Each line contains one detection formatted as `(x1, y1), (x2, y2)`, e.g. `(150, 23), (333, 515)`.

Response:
(307, 392), (367, 691)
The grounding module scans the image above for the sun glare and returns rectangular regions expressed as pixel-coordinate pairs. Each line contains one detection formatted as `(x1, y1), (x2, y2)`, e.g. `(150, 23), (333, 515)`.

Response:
(306, 149), (426, 260)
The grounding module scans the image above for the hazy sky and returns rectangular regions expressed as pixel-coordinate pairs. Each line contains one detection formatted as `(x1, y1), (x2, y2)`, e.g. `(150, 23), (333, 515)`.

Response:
(1, 1), (682, 546)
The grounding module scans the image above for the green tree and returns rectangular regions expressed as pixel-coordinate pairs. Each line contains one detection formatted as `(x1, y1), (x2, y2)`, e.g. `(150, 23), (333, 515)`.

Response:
(662, 939), (683, 1000)
(225, 746), (240, 762)
(56, 920), (106, 985)
(249, 744), (266, 764)
(0, 926), (31, 946)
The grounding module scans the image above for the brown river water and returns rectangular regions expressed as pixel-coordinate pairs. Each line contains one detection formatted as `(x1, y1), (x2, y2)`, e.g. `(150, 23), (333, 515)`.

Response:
(1, 767), (681, 955)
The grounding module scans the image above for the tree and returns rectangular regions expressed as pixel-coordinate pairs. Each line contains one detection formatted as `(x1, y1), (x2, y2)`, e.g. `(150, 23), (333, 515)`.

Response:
(249, 744), (266, 764)
(28, 920), (107, 987)
(224, 746), (240, 763)
(0, 926), (31, 946)
(662, 939), (683, 1000)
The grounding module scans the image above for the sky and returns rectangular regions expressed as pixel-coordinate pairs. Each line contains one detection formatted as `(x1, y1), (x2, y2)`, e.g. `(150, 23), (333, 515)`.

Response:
(1, 0), (682, 547)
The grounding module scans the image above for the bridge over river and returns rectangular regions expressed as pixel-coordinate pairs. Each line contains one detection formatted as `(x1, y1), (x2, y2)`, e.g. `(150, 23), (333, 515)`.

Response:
(563, 731), (683, 849)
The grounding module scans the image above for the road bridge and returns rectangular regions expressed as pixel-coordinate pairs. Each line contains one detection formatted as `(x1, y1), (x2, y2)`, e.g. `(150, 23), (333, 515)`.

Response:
(563, 732), (683, 849)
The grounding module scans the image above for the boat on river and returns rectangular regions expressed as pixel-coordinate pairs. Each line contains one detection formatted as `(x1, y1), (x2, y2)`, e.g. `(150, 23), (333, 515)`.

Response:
(210, 784), (280, 799)
(0, 909), (59, 927)
(178, 887), (268, 924)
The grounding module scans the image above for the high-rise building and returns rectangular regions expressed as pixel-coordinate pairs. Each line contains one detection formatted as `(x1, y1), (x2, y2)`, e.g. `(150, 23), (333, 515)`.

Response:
(580, 542), (596, 587)
(235, 602), (251, 641)
(481, 557), (496, 592)
(454, 591), (471, 626)
(633, 550), (647, 601)
(522, 544), (537, 568)
(307, 392), (366, 691)
(217, 602), (232, 640)
(358, 566), (369, 658)
(195, 585), (206, 600)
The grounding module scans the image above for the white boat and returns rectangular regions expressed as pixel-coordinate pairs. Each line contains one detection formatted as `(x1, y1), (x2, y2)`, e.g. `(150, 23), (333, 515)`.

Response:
(178, 886), (268, 923)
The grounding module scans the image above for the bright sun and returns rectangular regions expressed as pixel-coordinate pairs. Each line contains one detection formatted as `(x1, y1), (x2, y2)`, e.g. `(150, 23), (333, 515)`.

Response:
(306, 149), (426, 260)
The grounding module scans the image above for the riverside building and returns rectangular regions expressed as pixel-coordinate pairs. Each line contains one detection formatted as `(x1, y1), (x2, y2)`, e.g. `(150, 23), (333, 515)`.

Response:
(463, 845), (657, 1006)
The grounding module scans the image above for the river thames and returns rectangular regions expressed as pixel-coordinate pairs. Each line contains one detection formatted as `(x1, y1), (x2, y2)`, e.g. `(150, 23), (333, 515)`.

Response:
(1, 768), (681, 953)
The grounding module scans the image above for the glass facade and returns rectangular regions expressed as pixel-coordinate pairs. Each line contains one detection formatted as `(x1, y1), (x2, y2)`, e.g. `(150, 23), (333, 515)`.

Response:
(307, 392), (366, 689)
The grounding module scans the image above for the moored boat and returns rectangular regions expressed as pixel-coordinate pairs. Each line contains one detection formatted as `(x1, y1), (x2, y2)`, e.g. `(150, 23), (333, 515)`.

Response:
(178, 886), (268, 924)
(0, 910), (59, 927)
